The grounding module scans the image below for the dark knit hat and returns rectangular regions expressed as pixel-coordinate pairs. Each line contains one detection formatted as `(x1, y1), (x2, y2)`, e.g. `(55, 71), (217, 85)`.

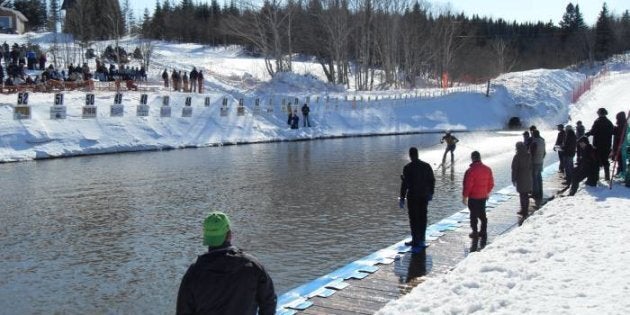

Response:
(471, 151), (481, 161)
(597, 108), (608, 115)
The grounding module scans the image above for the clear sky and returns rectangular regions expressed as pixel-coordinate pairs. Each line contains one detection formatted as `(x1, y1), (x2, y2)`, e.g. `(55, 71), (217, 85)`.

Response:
(131, 0), (629, 26)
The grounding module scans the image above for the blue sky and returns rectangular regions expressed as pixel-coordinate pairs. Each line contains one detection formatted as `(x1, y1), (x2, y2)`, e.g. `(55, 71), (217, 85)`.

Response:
(131, 0), (628, 26)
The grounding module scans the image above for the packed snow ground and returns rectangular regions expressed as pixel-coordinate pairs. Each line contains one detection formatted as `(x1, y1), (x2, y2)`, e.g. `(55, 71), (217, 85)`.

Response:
(0, 32), (593, 162)
(377, 67), (630, 315)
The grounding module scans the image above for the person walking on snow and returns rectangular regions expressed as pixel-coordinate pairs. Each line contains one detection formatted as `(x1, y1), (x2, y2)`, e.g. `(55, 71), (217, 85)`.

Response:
(399, 147), (435, 249)
(440, 130), (459, 164)
(585, 108), (614, 181)
(176, 212), (277, 315)
(301, 103), (311, 127)
(512, 142), (532, 219)
(463, 151), (494, 244)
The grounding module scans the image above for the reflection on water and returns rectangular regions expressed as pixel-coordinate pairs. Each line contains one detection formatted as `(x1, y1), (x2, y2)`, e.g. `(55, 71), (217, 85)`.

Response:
(0, 133), (523, 314)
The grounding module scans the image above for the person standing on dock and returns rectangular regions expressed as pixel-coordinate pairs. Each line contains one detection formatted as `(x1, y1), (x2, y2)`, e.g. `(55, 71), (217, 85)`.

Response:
(462, 151), (494, 243)
(399, 147), (435, 248)
(176, 212), (277, 315)
(440, 130), (459, 165)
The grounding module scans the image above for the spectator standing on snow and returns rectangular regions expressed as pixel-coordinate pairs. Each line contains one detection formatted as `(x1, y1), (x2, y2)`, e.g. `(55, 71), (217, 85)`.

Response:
(38, 53), (46, 70)
(182, 72), (189, 92)
(197, 70), (204, 93)
(162, 69), (169, 88)
(554, 124), (566, 173)
(399, 147), (435, 248)
(512, 142), (532, 218)
(176, 212), (276, 315)
(301, 103), (311, 127)
(190, 67), (198, 93)
(290, 110), (299, 129)
(569, 137), (599, 196)
(463, 151), (494, 246)
(523, 131), (532, 152)
(576, 120), (586, 163)
(612, 111), (628, 176)
(530, 129), (546, 207)
(440, 130), (459, 165)
(561, 125), (577, 185)
(585, 107), (614, 181)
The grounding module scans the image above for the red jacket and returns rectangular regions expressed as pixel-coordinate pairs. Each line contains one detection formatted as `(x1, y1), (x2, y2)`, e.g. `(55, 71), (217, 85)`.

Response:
(463, 161), (494, 199)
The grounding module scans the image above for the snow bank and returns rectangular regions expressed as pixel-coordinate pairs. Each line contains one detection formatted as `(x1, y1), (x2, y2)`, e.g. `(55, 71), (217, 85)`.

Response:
(377, 183), (630, 315)
(0, 32), (586, 162)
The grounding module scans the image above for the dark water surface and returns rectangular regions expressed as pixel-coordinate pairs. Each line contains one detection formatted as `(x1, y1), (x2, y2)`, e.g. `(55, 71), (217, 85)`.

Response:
(0, 132), (551, 314)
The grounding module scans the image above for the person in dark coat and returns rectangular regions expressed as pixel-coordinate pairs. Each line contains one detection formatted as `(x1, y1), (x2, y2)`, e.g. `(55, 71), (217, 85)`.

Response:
(162, 69), (169, 88)
(530, 129), (546, 207)
(301, 103), (311, 127)
(561, 125), (577, 185)
(440, 130), (459, 164)
(576, 120), (586, 163)
(399, 147), (435, 248)
(197, 70), (204, 93)
(290, 109), (299, 129)
(523, 131), (532, 152)
(512, 142), (533, 218)
(569, 137), (599, 196)
(585, 108), (614, 180)
(463, 151), (494, 243)
(190, 67), (198, 93)
(176, 212), (276, 315)
(612, 111), (628, 176)
(554, 124), (566, 173)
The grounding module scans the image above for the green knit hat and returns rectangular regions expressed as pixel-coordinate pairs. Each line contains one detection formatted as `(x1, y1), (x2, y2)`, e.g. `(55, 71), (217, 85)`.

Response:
(203, 212), (231, 247)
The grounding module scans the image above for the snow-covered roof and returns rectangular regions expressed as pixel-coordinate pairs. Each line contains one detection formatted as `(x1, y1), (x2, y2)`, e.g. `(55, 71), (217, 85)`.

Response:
(0, 6), (29, 22)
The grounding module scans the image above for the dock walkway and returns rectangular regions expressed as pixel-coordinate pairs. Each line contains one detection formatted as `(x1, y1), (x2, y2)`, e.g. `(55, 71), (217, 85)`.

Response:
(278, 164), (567, 315)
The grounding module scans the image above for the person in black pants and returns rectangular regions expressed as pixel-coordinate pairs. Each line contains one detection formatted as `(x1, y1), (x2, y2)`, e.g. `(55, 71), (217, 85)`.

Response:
(301, 103), (311, 127)
(585, 108), (614, 180)
(554, 124), (566, 173)
(569, 137), (599, 196)
(399, 147), (435, 248)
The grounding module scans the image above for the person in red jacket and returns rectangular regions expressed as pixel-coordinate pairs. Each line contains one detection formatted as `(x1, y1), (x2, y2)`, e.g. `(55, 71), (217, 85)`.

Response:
(462, 151), (494, 245)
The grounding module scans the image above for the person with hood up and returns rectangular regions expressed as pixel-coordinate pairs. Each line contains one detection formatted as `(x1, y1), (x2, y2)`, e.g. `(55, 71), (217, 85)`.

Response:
(176, 212), (276, 315)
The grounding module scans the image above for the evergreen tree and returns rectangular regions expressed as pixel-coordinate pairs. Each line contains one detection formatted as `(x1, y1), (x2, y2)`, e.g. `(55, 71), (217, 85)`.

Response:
(594, 3), (615, 61)
(48, 0), (59, 32)
(13, 0), (48, 30)
(621, 10), (630, 52)
(64, 0), (124, 41)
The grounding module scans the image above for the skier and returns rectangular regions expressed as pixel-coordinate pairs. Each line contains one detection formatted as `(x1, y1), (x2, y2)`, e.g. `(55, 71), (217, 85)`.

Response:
(612, 111), (628, 176)
(176, 212), (277, 315)
(511, 142), (532, 219)
(530, 129), (546, 207)
(399, 147), (435, 249)
(440, 130), (459, 165)
(585, 108), (614, 181)
(301, 103), (311, 127)
(463, 151), (494, 248)
(569, 137), (599, 196)
(554, 124), (566, 173)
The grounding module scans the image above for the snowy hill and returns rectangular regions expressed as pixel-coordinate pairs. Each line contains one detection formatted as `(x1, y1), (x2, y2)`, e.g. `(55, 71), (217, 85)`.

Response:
(0, 32), (597, 162)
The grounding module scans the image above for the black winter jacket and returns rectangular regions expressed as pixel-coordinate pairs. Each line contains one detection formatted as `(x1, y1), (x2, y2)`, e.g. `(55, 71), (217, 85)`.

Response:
(176, 245), (277, 315)
(586, 116), (614, 151)
(400, 159), (435, 200)
(562, 130), (577, 157)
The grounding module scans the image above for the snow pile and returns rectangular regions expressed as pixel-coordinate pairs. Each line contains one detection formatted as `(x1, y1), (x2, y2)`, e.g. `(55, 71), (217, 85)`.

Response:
(377, 184), (630, 315)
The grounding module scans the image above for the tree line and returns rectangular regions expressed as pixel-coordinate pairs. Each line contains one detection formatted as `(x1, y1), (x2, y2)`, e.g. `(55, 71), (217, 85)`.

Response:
(11, 0), (630, 90)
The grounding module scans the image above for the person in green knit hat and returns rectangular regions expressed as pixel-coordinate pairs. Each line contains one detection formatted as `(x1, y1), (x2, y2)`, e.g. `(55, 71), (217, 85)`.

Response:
(176, 212), (277, 315)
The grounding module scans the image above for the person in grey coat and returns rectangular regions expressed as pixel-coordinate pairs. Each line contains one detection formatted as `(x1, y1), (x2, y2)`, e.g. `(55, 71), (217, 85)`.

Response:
(512, 142), (533, 218)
